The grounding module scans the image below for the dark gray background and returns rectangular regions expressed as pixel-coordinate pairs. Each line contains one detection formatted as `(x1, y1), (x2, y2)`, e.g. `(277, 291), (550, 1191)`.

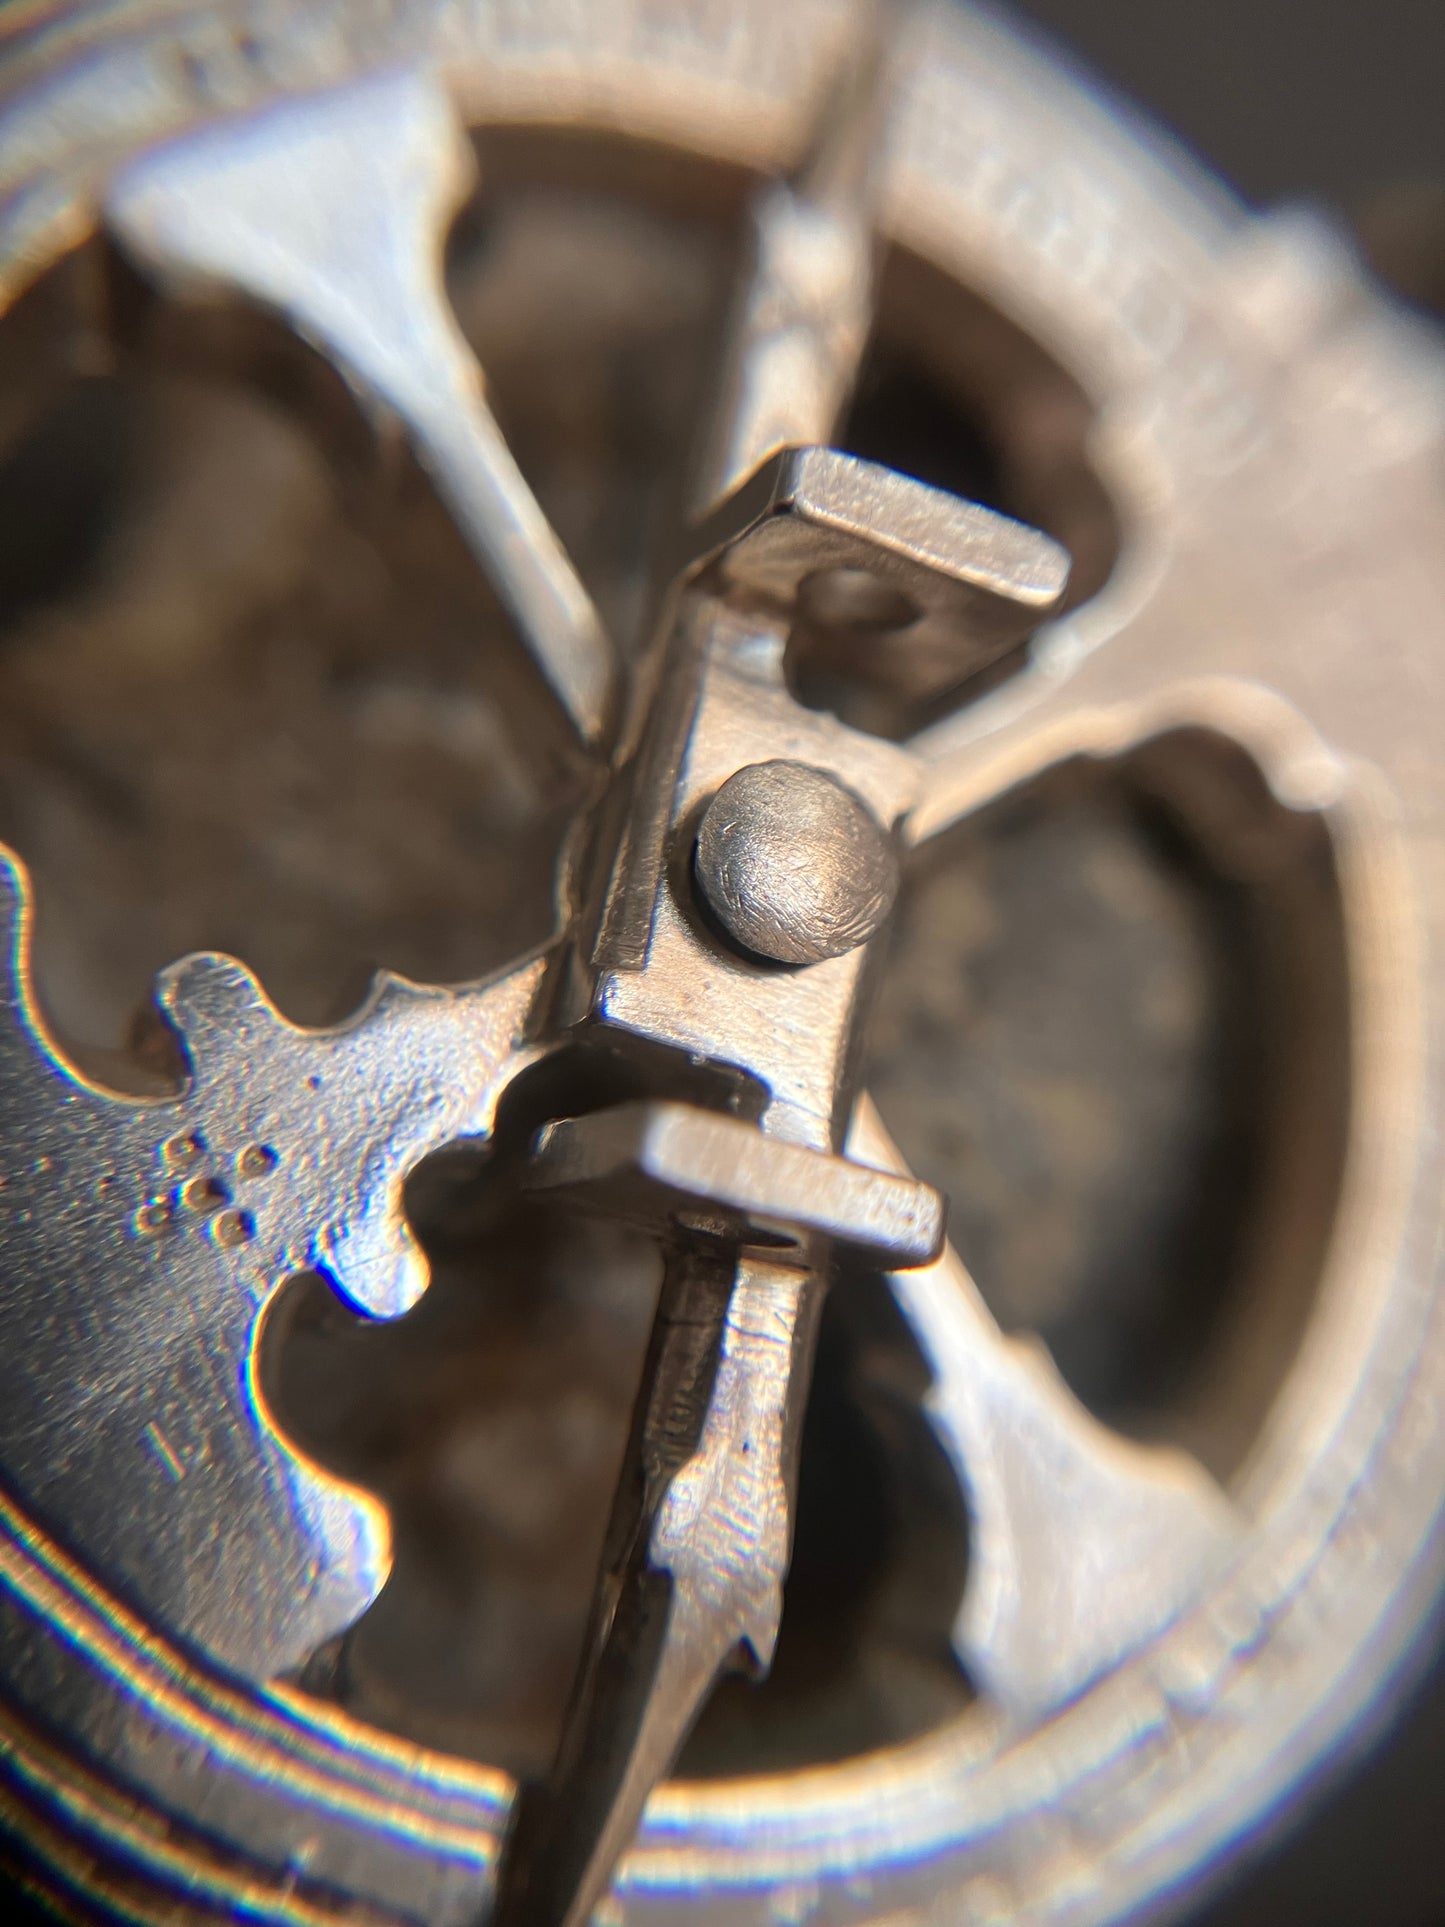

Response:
(1015, 0), (1444, 209)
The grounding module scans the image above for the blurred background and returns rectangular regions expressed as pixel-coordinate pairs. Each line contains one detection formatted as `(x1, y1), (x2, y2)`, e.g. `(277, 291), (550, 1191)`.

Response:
(1019, 0), (1445, 314)
(1011, 7), (1445, 1924)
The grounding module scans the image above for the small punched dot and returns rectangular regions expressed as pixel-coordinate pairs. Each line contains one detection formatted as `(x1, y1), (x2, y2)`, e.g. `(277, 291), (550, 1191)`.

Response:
(236, 1144), (279, 1180)
(162, 1133), (205, 1169)
(211, 1209), (255, 1249)
(133, 1199), (172, 1237)
(179, 1175), (229, 1214)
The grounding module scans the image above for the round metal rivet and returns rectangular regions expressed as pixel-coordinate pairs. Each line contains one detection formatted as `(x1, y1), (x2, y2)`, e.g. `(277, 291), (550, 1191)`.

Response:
(693, 760), (900, 965)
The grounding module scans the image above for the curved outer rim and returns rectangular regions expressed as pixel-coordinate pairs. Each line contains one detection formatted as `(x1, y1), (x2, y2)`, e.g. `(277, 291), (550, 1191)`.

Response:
(0, 4), (1443, 1926)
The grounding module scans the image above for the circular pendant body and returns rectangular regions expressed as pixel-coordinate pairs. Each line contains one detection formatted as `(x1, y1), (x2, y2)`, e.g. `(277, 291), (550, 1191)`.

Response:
(0, 4), (1443, 1926)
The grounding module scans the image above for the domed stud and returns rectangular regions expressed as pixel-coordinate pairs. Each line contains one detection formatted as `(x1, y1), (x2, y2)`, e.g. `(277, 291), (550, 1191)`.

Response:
(693, 759), (900, 966)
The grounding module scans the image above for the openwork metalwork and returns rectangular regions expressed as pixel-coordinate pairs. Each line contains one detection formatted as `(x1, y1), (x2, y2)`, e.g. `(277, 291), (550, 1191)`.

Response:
(0, 2), (1442, 1924)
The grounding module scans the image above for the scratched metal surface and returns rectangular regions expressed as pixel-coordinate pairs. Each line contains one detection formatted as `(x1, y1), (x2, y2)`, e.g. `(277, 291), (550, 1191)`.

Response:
(0, 172), (1252, 1778)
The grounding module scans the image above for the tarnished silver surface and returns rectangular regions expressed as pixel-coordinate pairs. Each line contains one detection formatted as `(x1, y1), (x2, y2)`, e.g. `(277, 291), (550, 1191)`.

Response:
(852, 1098), (1235, 1718)
(687, 0), (901, 514)
(497, 32), (1044, 1871)
(107, 69), (615, 746)
(0, 3), (1440, 1927)
(691, 443), (1070, 697)
(527, 1101), (943, 1267)
(694, 761), (899, 965)
(0, 867), (547, 1676)
(499, 1250), (826, 1927)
